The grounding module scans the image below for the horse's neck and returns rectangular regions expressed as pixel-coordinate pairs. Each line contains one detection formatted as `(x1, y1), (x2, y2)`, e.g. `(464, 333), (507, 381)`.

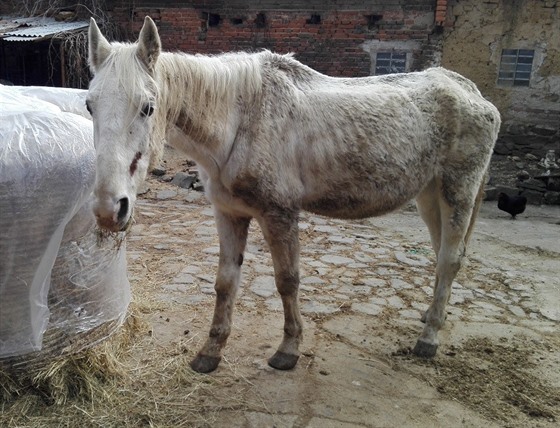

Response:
(156, 53), (247, 176)
(158, 53), (240, 139)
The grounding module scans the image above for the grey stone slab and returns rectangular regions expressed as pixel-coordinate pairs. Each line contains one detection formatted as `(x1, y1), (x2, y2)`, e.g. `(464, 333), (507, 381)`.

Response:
(327, 235), (355, 244)
(399, 309), (421, 319)
(508, 305), (526, 317)
(250, 275), (276, 297)
(301, 276), (326, 285)
(363, 278), (386, 288)
(171, 273), (195, 284)
(387, 295), (405, 309)
(313, 225), (341, 233)
(338, 285), (372, 295)
(320, 255), (354, 265)
(301, 300), (340, 314)
(155, 189), (177, 200)
(202, 246), (220, 254)
(264, 297), (283, 311)
(394, 251), (431, 267)
(352, 301), (384, 316)
(390, 278), (413, 289)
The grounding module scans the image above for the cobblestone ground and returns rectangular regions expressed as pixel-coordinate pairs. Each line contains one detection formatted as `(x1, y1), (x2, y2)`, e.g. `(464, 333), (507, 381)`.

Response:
(123, 172), (560, 428)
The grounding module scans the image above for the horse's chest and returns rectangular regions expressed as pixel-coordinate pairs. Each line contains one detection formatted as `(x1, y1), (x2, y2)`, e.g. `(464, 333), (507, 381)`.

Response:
(205, 178), (261, 217)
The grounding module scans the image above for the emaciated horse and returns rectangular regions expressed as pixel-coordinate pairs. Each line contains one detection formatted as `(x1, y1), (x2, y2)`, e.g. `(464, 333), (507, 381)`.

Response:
(87, 17), (501, 373)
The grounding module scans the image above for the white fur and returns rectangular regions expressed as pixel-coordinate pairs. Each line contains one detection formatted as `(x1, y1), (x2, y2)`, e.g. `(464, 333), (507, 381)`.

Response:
(88, 17), (501, 371)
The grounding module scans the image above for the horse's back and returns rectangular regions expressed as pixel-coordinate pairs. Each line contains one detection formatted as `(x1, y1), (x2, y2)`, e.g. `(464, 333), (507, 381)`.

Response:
(226, 56), (500, 220)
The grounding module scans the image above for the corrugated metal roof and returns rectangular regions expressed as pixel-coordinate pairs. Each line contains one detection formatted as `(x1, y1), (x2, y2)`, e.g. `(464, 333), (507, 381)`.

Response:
(0, 17), (88, 42)
(0, 17), (38, 32)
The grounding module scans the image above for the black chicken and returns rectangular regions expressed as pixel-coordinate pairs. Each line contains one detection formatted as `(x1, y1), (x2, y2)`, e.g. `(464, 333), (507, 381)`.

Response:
(498, 192), (527, 219)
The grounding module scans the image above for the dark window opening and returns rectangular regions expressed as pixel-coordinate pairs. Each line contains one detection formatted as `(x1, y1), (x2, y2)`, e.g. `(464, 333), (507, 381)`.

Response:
(0, 40), (63, 87)
(498, 48), (534, 87)
(366, 14), (383, 30)
(255, 12), (267, 29)
(375, 52), (406, 75)
(201, 12), (221, 27)
(231, 17), (244, 25)
(306, 14), (321, 25)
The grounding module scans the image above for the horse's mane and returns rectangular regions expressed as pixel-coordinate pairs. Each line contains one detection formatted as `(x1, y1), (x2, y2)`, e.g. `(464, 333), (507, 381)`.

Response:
(151, 50), (272, 163)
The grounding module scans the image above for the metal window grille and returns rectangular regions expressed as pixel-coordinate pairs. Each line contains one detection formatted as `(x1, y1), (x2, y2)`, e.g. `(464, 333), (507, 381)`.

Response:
(375, 52), (406, 75)
(498, 49), (534, 87)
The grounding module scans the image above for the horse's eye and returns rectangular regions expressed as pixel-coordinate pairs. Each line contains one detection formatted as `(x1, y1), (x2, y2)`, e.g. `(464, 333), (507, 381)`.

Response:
(85, 100), (92, 114)
(141, 103), (154, 117)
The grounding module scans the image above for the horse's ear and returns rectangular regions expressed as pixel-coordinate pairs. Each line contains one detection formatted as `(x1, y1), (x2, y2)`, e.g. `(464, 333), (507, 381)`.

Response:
(137, 16), (161, 72)
(88, 18), (111, 73)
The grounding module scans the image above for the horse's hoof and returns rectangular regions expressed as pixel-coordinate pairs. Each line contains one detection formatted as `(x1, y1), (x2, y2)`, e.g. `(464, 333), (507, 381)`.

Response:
(190, 354), (221, 373)
(268, 351), (299, 370)
(412, 339), (438, 359)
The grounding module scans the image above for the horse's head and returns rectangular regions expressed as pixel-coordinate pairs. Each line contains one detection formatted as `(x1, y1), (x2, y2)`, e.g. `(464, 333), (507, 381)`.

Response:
(87, 17), (161, 232)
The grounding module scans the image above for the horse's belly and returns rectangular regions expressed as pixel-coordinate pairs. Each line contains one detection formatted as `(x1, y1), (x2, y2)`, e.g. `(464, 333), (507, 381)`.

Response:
(302, 191), (410, 220)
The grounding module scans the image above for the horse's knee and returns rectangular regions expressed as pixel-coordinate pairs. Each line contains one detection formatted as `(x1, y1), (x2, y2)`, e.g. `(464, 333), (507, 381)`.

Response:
(436, 248), (464, 278)
(275, 270), (299, 296)
(439, 258), (462, 277)
(214, 277), (237, 296)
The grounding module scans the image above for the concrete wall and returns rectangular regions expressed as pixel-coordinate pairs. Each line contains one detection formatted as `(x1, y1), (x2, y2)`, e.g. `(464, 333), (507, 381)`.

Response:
(441, 0), (560, 157)
(106, 0), (442, 78)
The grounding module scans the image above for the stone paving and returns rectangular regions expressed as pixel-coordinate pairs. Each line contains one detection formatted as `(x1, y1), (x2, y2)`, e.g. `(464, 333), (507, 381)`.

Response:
(121, 182), (559, 427)
(127, 187), (557, 330)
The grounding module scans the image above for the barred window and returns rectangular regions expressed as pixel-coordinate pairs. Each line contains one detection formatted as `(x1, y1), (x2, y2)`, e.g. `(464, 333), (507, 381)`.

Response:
(498, 49), (534, 87)
(375, 52), (406, 75)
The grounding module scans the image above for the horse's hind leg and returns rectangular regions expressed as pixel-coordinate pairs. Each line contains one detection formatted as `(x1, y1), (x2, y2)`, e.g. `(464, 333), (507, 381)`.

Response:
(416, 179), (443, 260)
(413, 176), (484, 358)
(190, 210), (251, 373)
(415, 179), (442, 323)
(257, 210), (303, 370)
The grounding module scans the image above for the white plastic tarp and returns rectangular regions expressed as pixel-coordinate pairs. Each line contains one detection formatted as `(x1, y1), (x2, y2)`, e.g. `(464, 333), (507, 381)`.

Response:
(0, 85), (129, 359)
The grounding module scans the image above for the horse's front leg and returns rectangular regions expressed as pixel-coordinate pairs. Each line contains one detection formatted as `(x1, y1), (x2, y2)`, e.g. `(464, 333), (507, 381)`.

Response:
(258, 210), (303, 370)
(190, 210), (251, 373)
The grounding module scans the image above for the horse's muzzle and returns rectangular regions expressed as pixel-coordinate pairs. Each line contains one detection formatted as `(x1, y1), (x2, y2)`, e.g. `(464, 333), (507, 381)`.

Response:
(94, 196), (131, 232)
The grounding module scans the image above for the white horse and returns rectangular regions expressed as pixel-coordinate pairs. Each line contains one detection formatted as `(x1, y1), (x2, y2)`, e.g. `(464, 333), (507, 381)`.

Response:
(87, 17), (501, 373)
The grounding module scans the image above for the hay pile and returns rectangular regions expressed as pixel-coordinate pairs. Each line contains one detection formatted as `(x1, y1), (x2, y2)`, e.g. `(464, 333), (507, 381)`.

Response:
(0, 307), (254, 428)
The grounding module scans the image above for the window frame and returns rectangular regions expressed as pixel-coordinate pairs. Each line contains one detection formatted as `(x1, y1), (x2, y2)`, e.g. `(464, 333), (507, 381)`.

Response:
(374, 51), (407, 75)
(497, 48), (535, 87)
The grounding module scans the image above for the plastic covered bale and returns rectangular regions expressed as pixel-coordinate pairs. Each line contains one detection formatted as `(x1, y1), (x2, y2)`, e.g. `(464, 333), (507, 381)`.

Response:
(10, 85), (91, 119)
(0, 85), (130, 369)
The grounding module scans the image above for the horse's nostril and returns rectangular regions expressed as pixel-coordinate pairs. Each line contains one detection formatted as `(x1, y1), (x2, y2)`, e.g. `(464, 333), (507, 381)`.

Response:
(117, 197), (129, 223)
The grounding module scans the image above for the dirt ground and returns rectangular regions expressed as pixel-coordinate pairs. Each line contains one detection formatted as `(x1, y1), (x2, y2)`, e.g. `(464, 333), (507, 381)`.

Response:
(2, 151), (559, 427)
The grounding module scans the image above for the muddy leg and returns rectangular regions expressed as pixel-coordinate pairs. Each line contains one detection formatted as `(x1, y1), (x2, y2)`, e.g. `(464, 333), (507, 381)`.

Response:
(258, 211), (302, 370)
(416, 179), (442, 259)
(190, 211), (251, 373)
(413, 201), (468, 358)
(415, 179), (443, 324)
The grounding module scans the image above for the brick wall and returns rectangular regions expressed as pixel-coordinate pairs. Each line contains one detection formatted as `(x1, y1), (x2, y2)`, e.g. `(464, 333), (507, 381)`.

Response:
(106, 0), (441, 77)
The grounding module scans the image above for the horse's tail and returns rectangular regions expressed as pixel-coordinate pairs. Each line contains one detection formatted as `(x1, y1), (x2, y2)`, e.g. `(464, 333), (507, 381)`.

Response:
(464, 173), (487, 248)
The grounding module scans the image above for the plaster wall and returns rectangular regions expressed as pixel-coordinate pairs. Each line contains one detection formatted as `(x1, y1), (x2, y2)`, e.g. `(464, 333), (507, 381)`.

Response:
(442, 0), (559, 156)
